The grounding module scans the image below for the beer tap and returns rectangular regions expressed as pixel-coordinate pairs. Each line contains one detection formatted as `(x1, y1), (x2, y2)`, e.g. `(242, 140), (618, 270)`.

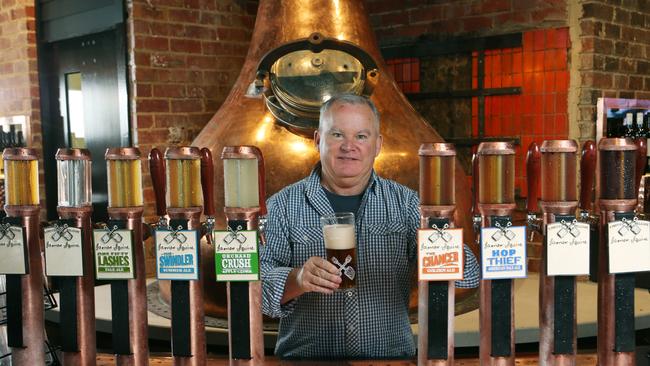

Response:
(537, 140), (583, 366)
(200, 148), (215, 244)
(417, 143), (459, 366)
(579, 141), (596, 220)
(475, 142), (523, 366)
(526, 142), (542, 240)
(50, 149), (95, 365)
(578, 141), (600, 284)
(150, 146), (212, 365)
(597, 138), (638, 366)
(1, 148), (45, 365)
(103, 148), (149, 365)
(149, 148), (167, 229)
(219, 146), (266, 364)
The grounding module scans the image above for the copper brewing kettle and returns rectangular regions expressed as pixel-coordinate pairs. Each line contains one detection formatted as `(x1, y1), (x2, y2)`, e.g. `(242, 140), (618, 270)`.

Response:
(171, 0), (478, 319)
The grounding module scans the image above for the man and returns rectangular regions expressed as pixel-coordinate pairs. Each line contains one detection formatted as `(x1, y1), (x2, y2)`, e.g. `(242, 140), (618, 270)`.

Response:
(260, 94), (479, 359)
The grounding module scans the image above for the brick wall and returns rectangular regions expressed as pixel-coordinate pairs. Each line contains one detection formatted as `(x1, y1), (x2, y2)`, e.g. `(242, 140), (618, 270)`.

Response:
(367, 0), (567, 43)
(576, 0), (650, 140)
(0, 0), (44, 209)
(126, 0), (257, 222)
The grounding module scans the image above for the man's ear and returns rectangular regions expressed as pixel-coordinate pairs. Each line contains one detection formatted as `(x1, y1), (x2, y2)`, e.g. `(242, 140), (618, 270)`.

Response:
(314, 129), (321, 151)
(375, 134), (383, 157)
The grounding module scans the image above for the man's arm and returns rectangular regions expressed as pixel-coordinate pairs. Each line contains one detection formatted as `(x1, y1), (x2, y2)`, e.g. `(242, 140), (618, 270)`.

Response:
(261, 194), (342, 317)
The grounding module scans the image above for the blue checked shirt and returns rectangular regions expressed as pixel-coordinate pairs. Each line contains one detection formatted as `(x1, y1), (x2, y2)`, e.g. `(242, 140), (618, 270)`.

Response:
(260, 167), (480, 359)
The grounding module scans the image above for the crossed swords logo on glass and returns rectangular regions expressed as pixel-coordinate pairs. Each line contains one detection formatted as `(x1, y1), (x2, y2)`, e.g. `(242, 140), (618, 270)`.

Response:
(427, 223), (452, 244)
(0, 223), (16, 242)
(331, 255), (355, 280)
(556, 219), (581, 239)
(617, 217), (642, 237)
(491, 221), (516, 242)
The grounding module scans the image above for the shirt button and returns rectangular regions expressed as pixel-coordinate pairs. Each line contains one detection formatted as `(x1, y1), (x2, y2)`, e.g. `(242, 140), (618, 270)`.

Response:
(303, 235), (308, 241)
(346, 291), (353, 297)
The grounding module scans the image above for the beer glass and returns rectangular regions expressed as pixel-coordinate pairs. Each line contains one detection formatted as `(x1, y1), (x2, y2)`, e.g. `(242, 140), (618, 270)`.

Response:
(320, 212), (357, 289)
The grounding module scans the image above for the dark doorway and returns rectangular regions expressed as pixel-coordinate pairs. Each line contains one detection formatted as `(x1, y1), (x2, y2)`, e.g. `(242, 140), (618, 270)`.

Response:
(40, 27), (130, 222)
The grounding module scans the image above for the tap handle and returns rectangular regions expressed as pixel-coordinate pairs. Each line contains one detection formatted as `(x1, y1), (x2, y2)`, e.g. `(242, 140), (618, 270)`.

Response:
(580, 140), (596, 212)
(635, 138), (647, 195)
(200, 148), (215, 217)
(526, 141), (541, 213)
(148, 148), (167, 217)
(472, 151), (479, 216)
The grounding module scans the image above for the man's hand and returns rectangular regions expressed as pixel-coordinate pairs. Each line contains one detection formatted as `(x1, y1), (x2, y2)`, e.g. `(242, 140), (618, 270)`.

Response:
(297, 256), (342, 294)
(281, 256), (342, 304)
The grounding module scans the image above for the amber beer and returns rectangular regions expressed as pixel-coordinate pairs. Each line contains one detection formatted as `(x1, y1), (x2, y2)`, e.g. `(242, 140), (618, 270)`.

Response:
(321, 213), (357, 289)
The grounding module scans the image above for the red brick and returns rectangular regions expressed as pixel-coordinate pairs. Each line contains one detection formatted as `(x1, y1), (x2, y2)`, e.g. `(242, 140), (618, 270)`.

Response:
(170, 99), (203, 113)
(142, 36), (169, 51)
(495, 12), (529, 27)
(137, 128), (169, 145)
(168, 8), (200, 23)
(483, 0), (511, 13)
(155, 114), (189, 127)
(135, 83), (151, 98)
(137, 115), (154, 129)
(408, 6), (443, 23)
(153, 84), (185, 98)
(170, 39), (201, 53)
(462, 16), (493, 33)
(137, 99), (169, 113)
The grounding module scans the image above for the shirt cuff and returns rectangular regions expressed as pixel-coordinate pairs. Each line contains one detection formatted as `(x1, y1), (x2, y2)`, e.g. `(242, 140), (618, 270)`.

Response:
(261, 266), (298, 318)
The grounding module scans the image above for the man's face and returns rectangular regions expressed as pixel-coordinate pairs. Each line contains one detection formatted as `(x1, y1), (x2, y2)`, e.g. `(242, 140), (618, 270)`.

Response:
(315, 102), (382, 180)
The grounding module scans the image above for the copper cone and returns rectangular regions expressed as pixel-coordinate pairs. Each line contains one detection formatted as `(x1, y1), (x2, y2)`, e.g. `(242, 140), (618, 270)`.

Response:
(190, 0), (477, 318)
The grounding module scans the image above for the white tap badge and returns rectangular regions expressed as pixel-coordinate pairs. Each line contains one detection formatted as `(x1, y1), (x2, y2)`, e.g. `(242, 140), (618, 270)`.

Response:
(481, 223), (527, 279)
(417, 226), (464, 281)
(214, 228), (259, 282)
(546, 220), (590, 276)
(93, 226), (135, 280)
(44, 224), (84, 276)
(608, 218), (650, 274)
(155, 227), (200, 281)
(0, 224), (26, 275)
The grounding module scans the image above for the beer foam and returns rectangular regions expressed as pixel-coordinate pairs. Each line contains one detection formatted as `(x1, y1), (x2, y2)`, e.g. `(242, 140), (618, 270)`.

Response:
(323, 224), (356, 250)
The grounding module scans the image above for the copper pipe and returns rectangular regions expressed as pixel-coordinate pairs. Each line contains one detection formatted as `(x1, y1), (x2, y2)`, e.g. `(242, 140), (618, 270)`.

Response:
(58, 206), (96, 366)
(5, 205), (44, 365)
(417, 143), (456, 366)
(168, 207), (206, 366)
(596, 138), (637, 366)
(476, 142), (516, 366)
(538, 140), (578, 366)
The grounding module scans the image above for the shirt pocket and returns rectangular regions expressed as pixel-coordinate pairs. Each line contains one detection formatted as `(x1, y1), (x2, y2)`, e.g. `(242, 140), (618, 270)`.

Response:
(288, 226), (324, 267)
(363, 221), (411, 278)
